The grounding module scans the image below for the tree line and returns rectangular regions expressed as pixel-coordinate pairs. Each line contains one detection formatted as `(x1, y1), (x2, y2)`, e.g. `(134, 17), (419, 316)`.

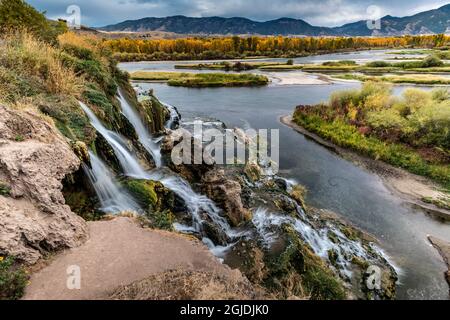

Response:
(103, 34), (450, 61)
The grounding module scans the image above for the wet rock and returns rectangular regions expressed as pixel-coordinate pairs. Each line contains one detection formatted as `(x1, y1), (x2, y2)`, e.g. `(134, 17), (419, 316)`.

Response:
(201, 169), (251, 227)
(244, 162), (263, 183)
(428, 236), (450, 287)
(71, 141), (90, 163)
(0, 105), (88, 264)
(123, 179), (175, 213)
(202, 221), (229, 246)
(226, 239), (268, 284)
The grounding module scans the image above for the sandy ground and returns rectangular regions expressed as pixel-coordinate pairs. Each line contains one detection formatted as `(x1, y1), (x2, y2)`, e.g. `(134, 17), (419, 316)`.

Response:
(280, 115), (450, 220)
(268, 71), (331, 85)
(23, 217), (237, 300)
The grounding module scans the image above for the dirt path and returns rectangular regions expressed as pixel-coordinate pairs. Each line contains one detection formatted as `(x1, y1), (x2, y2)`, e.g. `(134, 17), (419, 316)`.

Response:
(23, 217), (239, 300)
(280, 115), (450, 221)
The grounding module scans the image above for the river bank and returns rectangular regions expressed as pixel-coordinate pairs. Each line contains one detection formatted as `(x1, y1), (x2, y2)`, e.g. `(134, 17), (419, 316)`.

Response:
(280, 115), (450, 221)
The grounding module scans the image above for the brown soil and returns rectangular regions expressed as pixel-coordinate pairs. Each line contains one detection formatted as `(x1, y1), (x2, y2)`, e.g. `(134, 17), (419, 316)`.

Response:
(23, 217), (254, 300)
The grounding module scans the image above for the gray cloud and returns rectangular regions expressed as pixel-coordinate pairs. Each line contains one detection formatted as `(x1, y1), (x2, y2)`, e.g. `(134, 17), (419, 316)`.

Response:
(27, 0), (450, 27)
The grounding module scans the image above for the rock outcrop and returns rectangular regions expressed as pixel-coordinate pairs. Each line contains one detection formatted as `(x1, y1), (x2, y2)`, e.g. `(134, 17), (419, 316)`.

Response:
(201, 169), (250, 227)
(0, 105), (88, 264)
(428, 236), (450, 287)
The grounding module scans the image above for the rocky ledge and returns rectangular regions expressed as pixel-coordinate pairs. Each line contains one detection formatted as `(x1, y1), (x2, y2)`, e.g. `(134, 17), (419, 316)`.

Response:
(0, 105), (88, 264)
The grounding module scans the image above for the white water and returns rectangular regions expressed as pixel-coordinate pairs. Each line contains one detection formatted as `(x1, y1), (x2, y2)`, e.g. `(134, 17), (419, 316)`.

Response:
(163, 102), (180, 130)
(79, 101), (149, 179)
(117, 92), (162, 167)
(80, 100), (238, 243)
(82, 151), (141, 213)
(252, 205), (394, 279)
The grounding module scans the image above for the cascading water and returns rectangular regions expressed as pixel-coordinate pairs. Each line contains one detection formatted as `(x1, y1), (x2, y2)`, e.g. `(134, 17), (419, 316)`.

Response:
(252, 204), (398, 279)
(163, 102), (181, 130)
(79, 101), (150, 179)
(81, 99), (239, 249)
(82, 151), (141, 213)
(117, 92), (162, 167)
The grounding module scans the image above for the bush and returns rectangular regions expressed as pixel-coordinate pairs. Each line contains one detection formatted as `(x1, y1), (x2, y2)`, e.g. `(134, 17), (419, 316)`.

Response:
(0, 0), (66, 43)
(366, 61), (392, 68)
(0, 256), (29, 300)
(422, 55), (444, 68)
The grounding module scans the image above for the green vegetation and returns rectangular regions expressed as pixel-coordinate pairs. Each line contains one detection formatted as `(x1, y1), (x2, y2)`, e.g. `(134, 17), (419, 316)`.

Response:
(301, 55), (450, 74)
(322, 60), (357, 67)
(421, 197), (450, 210)
(175, 60), (295, 71)
(0, 0), (67, 43)
(293, 83), (450, 190)
(367, 55), (446, 69)
(0, 256), (29, 300)
(334, 73), (450, 85)
(0, 182), (11, 196)
(131, 71), (191, 81)
(265, 227), (346, 300)
(131, 71), (269, 87)
(124, 179), (175, 231)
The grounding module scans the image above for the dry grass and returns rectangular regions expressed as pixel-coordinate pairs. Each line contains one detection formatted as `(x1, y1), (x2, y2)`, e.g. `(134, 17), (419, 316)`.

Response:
(0, 31), (83, 96)
(109, 269), (267, 300)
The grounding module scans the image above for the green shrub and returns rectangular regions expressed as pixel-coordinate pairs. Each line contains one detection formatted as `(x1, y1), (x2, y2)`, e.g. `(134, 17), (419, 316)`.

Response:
(323, 60), (357, 66)
(0, 0), (65, 43)
(0, 256), (29, 300)
(366, 61), (392, 68)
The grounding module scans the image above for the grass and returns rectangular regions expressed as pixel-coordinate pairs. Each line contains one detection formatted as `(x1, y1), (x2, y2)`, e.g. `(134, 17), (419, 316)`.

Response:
(131, 71), (269, 87)
(175, 60), (298, 71)
(131, 71), (191, 81)
(334, 73), (450, 85)
(292, 83), (450, 190)
(0, 256), (29, 300)
(293, 113), (450, 190)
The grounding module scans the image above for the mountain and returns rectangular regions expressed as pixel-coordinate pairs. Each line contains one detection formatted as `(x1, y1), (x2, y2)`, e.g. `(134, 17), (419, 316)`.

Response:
(335, 4), (450, 36)
(100, 15), (335, 36)
(100, 4), (450, 36)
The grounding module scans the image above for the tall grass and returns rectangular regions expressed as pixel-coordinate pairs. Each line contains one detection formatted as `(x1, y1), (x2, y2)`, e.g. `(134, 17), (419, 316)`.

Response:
(293, 82), (450, 190)
(0, 32), (83, 97)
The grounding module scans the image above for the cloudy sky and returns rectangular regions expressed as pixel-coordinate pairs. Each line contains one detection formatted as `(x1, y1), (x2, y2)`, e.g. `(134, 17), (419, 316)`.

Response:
(27, 0), (450, 27)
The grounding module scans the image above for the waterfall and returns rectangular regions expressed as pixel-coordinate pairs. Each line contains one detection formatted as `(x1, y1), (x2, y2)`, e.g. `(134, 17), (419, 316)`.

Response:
(80, 100), (238, 244)
(79, 101), (150, 179)
(82, 151), (141, 213)
(117, 92), (162, 167)
(163, 103), (180, 130)
(252, 206), (397, 279)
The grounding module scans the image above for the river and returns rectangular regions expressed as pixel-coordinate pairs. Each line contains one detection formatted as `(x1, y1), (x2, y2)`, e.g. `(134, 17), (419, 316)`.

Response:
(119, 50), (450, 300)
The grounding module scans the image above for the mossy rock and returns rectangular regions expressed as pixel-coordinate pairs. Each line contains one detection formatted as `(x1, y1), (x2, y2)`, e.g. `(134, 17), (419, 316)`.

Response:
(38, 97), (95, 144)
(290, 184), (307, 207)
(94, 134), (121, 173)
(139, 96), (168, 134)
(71, 141), (90, 163)
(265, 226), (347, 300)
(244, 162), (263, 182)
(124, 179), (175, 213)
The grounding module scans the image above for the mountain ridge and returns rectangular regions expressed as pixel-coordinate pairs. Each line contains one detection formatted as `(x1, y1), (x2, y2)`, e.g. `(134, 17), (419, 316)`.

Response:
(100, 4), (450, 36)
